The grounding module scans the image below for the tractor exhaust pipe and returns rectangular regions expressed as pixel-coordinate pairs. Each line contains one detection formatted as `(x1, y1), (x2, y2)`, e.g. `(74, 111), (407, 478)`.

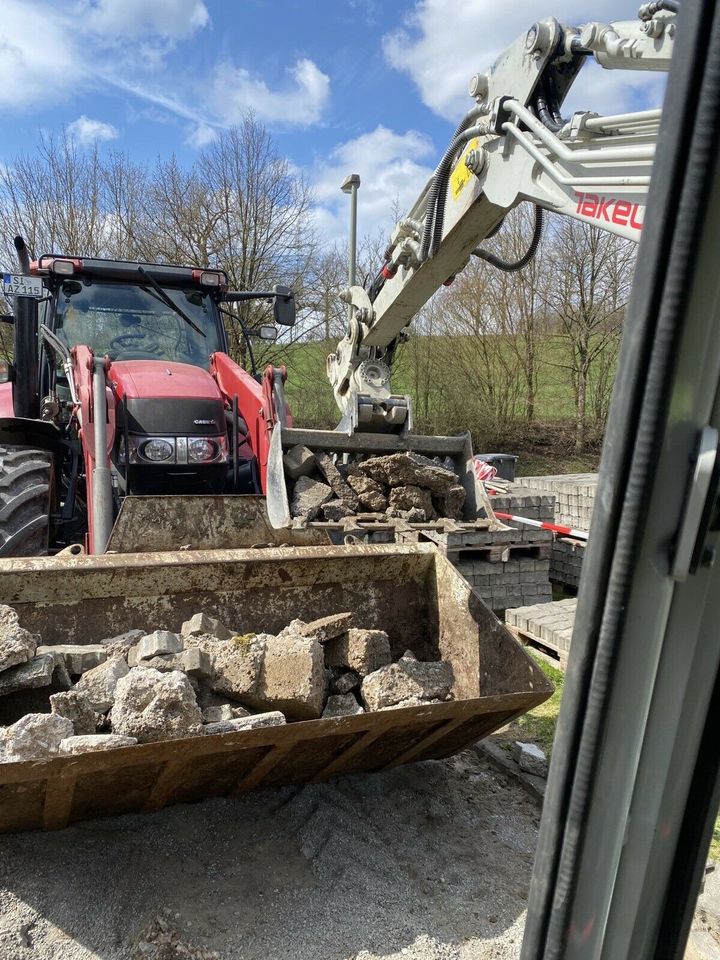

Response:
(13, 236), (39, 419)
(91, 357), (114, 554)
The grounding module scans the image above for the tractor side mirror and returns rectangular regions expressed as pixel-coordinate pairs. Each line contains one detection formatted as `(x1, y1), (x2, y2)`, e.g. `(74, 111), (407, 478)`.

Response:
(0, 360), (16, 383)
(273, 286), (296, 327)
(247, 325), (278, 341)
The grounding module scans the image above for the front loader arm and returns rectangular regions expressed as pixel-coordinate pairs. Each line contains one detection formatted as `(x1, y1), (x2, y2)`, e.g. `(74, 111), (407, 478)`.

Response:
(327, 6), (676, 431)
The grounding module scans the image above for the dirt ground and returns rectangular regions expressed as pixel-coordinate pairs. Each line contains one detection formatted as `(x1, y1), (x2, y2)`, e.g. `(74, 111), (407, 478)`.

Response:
(0, 749), (540, 960)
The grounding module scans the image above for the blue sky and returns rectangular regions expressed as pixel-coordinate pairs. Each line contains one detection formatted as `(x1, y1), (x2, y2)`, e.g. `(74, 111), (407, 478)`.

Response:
(1, 0), (665, 243)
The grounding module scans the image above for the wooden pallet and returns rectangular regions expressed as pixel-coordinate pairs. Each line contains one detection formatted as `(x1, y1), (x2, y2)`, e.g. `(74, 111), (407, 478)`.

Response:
(507, 625), (569, 670)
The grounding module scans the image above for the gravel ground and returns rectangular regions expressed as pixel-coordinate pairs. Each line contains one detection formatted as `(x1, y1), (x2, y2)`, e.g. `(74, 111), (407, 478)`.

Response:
(0, 749), (540, 960)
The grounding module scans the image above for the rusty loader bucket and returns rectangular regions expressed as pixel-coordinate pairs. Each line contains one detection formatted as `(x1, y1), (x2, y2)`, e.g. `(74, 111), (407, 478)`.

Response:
(0, 544), (552, 832)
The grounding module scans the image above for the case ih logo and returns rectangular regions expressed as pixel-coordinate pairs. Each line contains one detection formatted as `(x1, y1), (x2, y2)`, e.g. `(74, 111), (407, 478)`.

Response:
(574, 192), (644, 231)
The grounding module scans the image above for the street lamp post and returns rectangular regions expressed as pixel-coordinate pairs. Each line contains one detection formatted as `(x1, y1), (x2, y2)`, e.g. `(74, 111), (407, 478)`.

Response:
(341, 173), (361, 321)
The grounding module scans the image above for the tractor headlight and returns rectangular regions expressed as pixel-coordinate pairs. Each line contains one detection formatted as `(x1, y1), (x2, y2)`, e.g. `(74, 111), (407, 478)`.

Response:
(188, 438), (217, 463)
(141, 438), (174, 462)
(117, 435), (228, 465)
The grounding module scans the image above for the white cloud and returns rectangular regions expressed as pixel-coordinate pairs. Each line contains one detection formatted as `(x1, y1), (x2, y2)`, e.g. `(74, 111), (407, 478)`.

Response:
(383, 0), (665, 120)
(211, 58), (331, 126)
(67, 115), (119, 146)
(0, 0), (210, 112)
(185, 122), (218, 149)
(0, 2), (330, 135)
(0, 2), (85, 109)
(311, 126), (435, 246)
(81, 0), (209, 40)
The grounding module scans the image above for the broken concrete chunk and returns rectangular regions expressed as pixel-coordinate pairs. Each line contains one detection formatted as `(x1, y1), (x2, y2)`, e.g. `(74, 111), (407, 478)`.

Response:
(322, 694), (364, 718)
(201, 704), (234, 723)
(324, 628), (392, 678)
(358, 452), (457, 493)
(329, 667), (362, 695)
(50, 690), (97, 736)
(100, 629), (144, 658)
(0, 653), (71, 697)
(111, 668), (203, 743)
(290, 476), (333, 520)
(37, 644), (107, 676)
(0, 605), (38, 674)
(315, 453), (360, 509)
(0, 713), (73, 762)
(361, 654), (454, 711)
(140, 647), (213, 682)
(59, 734), (137, 755)
(322, 499), (355, 521)
(203, 711), (286, 735)
(297, 612), (355, 644)
(211, 634), (269, 703)
(344, 469), (388, 513)
(283, 444), (316, 480)
(132, 631), (183, 664)
(75, 657), (130, 712)
(180, 613), (231, 642)
(386, 506), (427, 524)
(513, 741), (549, 778)
(433, 484), (466, 520)
(388, 485), (436, 520)
(257, 634), (327, 720)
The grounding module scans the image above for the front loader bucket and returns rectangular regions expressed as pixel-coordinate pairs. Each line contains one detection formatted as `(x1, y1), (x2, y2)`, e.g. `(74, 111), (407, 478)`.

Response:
(105, 496), (330, 553)
(0, 544), (552, 832)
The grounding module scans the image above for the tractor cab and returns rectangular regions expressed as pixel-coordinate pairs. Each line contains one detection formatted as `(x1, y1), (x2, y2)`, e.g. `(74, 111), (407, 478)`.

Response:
(0, 245), (296, 555)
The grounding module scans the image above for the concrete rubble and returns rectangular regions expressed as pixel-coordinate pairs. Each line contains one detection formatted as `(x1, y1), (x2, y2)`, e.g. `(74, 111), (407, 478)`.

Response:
(513, 740), (549, 778)
(111, 668), (203, 743)
(0, 604), (38, 672)
(75, 656), (130, 712)
(59, 734), (137, 755)
(284, 450), (468, 524)
(361, 650), (454, 711)
(50, 690), (97, 736)
(37, 643), (107, 676)
(0, 604), (456, 763)
(0, 712), (73, 761)
(324, 627), (392, 677)
(0, 652), (71, 697)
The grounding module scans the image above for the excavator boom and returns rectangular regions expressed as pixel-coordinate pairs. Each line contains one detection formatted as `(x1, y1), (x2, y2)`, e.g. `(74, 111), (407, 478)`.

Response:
(327, 4), (677, 429)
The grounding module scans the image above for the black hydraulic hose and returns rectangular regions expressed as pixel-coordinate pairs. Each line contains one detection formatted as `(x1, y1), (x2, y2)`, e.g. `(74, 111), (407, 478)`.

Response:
(473, 205), (544, 272)
(534, 90), (565, 133)
(420, 119), (487, 262)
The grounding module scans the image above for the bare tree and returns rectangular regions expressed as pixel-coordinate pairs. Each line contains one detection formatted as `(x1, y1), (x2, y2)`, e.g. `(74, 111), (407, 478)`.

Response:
(543, 217), (634, 451)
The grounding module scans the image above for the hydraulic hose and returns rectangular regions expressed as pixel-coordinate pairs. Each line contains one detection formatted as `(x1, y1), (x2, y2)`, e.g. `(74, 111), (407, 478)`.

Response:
(473, 205), (544, 272)
(419, 107), (490, 263)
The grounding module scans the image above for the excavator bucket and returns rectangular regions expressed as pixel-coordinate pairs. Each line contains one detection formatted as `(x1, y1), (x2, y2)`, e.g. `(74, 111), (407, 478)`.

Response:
(105, 496), (331, 553)
(0, 543), (552, 832)
(267, 425), (499, 528)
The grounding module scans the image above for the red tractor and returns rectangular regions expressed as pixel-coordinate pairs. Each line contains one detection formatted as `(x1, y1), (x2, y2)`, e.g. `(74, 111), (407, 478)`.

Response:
(0, 237), (296, 556)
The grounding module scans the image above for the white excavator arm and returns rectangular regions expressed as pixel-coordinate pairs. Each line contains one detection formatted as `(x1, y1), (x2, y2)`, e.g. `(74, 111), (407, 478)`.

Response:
(327, 2), (677, 433)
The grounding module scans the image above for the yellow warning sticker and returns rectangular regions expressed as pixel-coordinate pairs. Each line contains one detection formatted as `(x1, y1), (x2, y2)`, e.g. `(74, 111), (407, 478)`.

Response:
(450, 138), (480, 200)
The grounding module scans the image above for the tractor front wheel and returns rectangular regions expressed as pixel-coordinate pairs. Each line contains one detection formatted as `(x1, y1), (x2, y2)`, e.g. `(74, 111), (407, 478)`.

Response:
(0, 445), (54, 557)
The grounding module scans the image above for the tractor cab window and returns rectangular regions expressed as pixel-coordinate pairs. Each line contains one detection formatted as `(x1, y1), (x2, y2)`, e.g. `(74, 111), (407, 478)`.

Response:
(53, 280), (224, 367)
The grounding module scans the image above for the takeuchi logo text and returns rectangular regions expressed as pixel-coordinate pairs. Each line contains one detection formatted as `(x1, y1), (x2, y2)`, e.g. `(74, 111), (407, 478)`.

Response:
(574, 192), (644, 230)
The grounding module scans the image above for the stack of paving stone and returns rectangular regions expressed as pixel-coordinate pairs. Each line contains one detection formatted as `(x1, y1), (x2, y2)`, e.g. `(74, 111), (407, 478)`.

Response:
(487, 483), (556, 523)
(550, 537), (586, 589)
(514, 474), (598, 530)
(514, 474), (597, 590)
(409, 523), (554, 614)
(505, 597), (577, 666)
